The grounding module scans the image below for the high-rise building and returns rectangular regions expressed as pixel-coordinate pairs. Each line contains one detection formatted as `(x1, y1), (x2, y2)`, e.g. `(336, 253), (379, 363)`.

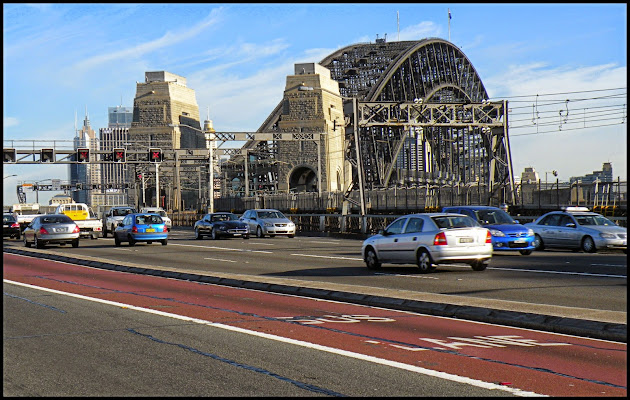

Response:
(108, 106), (133, 128)
(99, 126), (130, 206)
(70, 110), (100, 205)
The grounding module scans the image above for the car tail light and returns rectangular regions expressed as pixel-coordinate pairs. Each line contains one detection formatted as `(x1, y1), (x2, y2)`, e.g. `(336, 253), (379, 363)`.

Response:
(132, 226), (138, 233)
(72, 225), (80, 234)
(163, 226), (168, 232)
(486, 231), (492, 243)
(433, 231), (447, 245)
(11, 223), (20, 228)
(39, 227), (49, 235)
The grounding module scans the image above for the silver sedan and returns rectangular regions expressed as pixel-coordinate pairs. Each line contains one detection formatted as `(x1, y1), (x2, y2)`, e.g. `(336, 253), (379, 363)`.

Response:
(524, 207), (627, 253)
(362, 213), (493, 273)
(23, 214), (80, 249)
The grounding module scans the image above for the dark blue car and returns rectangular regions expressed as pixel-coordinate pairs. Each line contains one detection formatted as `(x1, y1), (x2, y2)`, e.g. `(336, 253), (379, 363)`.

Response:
(442, 206), (536, 255)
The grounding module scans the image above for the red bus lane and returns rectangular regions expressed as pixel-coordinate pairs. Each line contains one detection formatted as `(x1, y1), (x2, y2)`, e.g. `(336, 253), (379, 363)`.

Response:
(4, 253), (627, 397)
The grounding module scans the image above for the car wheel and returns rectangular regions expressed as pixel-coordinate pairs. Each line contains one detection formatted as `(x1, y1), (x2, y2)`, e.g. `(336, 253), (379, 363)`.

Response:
(102, 227), (108, 238)
(114, 235), (121, 247)
(256, 226), (264, 238)
(581, 236), (596, 253)
(72, 239), (79, 248)
(161, 239), (167, 246)
(288, 234), (295, 238)
(15, 232), (20, 240)
(533, 234), (545, 250)
(24, 235), (31, 248)
(243, 235), (250, 240)
(35, 236), (45, 249)
(128, 235), (136, 246)
(364, 247), (381, 270)
(211, 229), (219, 240)
(471, 260), (488, 271)
(195, 227), (202, 240)
(519, 249), (533, 255)
(416, 250), (435, 273)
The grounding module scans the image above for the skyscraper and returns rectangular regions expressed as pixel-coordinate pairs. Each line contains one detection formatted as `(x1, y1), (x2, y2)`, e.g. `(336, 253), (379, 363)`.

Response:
(70, 110), (100, 205)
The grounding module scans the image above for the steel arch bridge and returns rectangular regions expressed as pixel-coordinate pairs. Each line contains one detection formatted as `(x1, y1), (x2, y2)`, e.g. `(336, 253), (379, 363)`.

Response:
(231, 38), (513, 204)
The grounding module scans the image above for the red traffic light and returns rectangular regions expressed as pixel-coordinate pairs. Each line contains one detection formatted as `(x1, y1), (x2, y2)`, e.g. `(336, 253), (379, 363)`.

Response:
(77, 148), (90, 163)
(113, 148), (126, 163)
(148, 148), (163, 163)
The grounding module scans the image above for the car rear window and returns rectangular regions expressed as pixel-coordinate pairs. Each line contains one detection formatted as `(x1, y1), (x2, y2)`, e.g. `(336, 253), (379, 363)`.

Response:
(432, 215), (478, 229)
(135, 215), (163, 225)
(41, 216), (73, 224)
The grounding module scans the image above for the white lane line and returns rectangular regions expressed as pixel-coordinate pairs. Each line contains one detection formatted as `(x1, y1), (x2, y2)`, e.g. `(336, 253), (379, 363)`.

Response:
(2, 279), (544, 397)
(488, 267), (626, 278)
(291, 253), (363, 261)
(590, 263), (627, 268)
(204, 257), (237, 263)
(171, 243), (272, 253)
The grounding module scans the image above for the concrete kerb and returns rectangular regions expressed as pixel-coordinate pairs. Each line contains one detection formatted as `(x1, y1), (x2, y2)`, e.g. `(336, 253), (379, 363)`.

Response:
(3, 247), (626, 343)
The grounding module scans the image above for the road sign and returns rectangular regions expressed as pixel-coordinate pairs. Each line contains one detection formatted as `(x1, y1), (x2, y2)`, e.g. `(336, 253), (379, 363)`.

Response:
(52, 179), (61, 191)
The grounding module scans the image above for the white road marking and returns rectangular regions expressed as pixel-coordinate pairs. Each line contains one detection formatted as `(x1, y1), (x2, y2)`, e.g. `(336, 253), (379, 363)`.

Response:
(291, 253), (363, 261)
(204, 257), (237, 263)
(488, 266), (626, 278)
(3, 279), (545, 396)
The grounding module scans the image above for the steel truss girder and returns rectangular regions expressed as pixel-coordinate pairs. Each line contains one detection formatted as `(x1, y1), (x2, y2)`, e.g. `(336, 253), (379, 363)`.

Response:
(354, 100), (513, 204)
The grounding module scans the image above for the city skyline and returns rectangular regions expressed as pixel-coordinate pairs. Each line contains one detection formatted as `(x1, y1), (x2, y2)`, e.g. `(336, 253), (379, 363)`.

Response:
(3, 3), (627, 205)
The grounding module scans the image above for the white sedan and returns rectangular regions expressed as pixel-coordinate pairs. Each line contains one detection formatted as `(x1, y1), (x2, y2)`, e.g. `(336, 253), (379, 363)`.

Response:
(362, 213), (493, 273)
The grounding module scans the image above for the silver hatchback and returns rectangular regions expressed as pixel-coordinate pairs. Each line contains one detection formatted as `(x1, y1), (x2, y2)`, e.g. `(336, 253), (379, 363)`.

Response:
(362, 213), (493, 273)
(23, 214), (80, 249)
(524, 207), (627, 253)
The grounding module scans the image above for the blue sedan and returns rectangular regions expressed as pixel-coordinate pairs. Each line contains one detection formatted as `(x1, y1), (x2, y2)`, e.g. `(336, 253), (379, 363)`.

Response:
(442, 206), (536, 255)
(113, 213), (168, 246)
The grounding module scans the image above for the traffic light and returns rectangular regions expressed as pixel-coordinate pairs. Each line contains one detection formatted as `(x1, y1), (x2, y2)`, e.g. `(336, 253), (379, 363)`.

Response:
(3, 148), (16, 163)
(76, 183), (82, 190)
(77, 148), (90, 163)
(148, 148), (163, 163)
(41, 148), (55, 163)
(137, 173), (143, 181)
(113, 148), (126, 163)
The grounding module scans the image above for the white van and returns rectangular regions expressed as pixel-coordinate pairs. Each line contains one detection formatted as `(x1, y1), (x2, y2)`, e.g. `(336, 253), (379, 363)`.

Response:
(140, 207), (172, 231)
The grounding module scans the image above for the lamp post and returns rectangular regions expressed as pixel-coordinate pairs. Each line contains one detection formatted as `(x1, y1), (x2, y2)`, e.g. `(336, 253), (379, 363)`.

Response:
(545, 170), (558, 190)
(168, 123), (215, 213)
(4, 174), (17, 180)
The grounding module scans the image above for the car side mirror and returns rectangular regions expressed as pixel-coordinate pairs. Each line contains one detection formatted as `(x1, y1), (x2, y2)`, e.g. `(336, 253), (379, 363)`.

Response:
(118, 222), (124, 227)
(251, 217), (256, 220)
(514, 220), (520, 224)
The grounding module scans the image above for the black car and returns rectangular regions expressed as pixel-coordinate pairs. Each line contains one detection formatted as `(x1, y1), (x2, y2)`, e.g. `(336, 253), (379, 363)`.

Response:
(3, 213), (21, 239)
(194, 212), (249, 240)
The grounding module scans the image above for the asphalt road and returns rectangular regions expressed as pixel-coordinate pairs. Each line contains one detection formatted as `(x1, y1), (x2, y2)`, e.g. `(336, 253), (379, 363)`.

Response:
(4, 255), (626, 396)
(3, 228), (626, 314)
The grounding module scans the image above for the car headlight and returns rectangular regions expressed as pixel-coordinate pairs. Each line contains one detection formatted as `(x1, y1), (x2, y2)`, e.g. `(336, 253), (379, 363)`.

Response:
(527, 229), (534, 236)
(264, 222), (274, 227)
(489, 229), (505, 237)
(219, 226), (227, 230)
(599, 232), (616, 239)
(288, 222), (295, 227)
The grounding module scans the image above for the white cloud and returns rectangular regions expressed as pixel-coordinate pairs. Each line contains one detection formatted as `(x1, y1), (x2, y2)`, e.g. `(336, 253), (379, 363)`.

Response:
(4, 117), (19, 128)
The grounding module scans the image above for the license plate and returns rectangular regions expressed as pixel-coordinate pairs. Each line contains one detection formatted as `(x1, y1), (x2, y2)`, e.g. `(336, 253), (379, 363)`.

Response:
(459, 237), (473, 243)
(146, 228), (155, 232)
(55, 228), (67, 233)
(514, 239), (526, 243)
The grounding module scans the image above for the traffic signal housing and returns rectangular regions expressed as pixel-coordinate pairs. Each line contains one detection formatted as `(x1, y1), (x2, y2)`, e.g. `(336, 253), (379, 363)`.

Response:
(113, 148), (126, 163)
(148, 148), (163, 163)
(3, 148), (16, 163)
(41, 148), (55, 163)
(77, 148), (90, 163)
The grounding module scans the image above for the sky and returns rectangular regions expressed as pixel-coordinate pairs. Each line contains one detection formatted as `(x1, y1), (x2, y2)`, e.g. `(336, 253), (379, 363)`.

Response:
(3, 3), (627, 206)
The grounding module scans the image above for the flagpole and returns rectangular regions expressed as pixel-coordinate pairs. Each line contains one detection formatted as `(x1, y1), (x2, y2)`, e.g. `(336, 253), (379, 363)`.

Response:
(448, 8), (451, 42)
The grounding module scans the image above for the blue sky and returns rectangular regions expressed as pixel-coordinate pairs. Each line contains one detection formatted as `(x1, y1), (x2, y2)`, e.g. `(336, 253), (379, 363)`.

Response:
(3, 3), (627, 206)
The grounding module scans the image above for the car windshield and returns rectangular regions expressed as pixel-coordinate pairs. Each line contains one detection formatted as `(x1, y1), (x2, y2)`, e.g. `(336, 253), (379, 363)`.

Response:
(258, 211), (284, 219)
(3, 215), (16, 223)
(212, 214), (237, 222)
(432, 215), (478, 229)
(574, 214), (616, 226)
(475, 209), (515, 224)
(41, 216), (72, 224)
(135, 215), (163, 225)
(114, 208), (134, 216)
